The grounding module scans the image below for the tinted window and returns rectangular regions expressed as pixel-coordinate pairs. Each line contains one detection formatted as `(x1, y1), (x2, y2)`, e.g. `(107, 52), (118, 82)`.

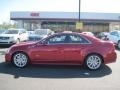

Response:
(69, 34), (90, 44)
(4, 30), (18, 34)
(47, 35), (66, 44)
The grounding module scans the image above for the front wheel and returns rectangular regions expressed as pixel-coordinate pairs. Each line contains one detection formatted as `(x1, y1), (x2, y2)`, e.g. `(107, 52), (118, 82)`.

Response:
(12, 52), (29, 68)
(85, 54), (103, 70)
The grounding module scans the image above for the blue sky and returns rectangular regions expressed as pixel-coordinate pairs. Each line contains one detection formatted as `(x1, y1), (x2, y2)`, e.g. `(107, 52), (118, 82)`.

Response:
(0, 0), (120, 24)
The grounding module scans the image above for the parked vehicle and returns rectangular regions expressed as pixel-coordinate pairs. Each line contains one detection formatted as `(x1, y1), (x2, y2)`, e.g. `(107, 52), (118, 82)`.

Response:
(82, 32), (94, 36)
(0, 29), (7, 34)
(26, 30), (35, 35)
(28, 34), (43, 41)
(27, 29), (54, 41)
(107, 30), (120, 49)
(0, 28), (28, 45)
(35, 29), (54, 38)
(5, 32), (116, 70)
(97, 32), (109, 40)
(26, 30), (41, 41)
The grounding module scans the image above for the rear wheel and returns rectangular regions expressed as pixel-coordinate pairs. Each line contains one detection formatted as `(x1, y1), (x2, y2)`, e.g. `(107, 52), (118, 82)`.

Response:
(12, 52), (29, 68)
(85, 54), (103, 70)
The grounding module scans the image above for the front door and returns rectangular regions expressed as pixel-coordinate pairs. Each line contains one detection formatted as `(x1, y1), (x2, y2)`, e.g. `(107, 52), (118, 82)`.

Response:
(30, 34), (67, 62)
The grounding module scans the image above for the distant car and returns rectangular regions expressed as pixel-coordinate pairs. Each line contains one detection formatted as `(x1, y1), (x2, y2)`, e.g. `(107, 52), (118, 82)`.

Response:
(107, 30), (120, 49)
(26, 30), (35, 35)
(0, 29), (28, 45)
(28, 34), (43, 41)
(5, 32), (116, 70)
(82, 32), (94, 36)
(97, 32), (109, 40)
(63, 31), (72, 33)
(34, 29), (54, 38)
(27, 29), (54, 41)
(0, 29), (7, 34)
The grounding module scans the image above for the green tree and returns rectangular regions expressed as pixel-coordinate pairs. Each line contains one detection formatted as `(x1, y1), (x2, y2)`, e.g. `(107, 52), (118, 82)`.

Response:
(0, 22), (17, 29)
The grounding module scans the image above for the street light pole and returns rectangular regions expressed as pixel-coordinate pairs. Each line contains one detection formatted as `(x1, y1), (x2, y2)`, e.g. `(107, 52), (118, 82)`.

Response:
(79, 0), (81, 22)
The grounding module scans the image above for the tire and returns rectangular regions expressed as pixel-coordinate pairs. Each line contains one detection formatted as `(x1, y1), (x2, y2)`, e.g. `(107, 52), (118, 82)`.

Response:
(12, 52), (29, 68)
(117, 41), (120, 49)
(85, 54), (103, 70)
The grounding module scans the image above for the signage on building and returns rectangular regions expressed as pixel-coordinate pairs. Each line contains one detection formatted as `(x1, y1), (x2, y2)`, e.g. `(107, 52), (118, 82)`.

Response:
(30, 13), (39, 17)
(76, 22), (83, 30)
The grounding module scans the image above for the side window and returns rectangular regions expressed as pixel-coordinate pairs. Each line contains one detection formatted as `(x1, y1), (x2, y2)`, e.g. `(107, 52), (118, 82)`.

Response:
(69, 34), (90, 44)
(19, 30), (23, 34)
(47, 35), (66, 44)
(19, 30), (26, 34)
(22, 30), (26, 33)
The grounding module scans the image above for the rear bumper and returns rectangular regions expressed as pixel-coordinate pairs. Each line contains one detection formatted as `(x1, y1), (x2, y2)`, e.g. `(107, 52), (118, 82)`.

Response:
(104, 51), (117, 64)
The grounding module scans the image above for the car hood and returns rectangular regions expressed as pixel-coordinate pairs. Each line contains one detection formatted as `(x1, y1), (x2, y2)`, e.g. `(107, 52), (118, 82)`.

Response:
(16, 41), (36, 46)
(10, 41), (37, 51)
(0, 34), (18, 37)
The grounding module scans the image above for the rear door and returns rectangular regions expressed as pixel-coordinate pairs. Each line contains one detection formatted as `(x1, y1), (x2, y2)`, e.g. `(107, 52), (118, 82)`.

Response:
(63, 34), (91, 64)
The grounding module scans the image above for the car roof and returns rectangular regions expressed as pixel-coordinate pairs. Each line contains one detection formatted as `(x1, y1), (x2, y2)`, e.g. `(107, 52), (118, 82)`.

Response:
(8, 28), (26, 31)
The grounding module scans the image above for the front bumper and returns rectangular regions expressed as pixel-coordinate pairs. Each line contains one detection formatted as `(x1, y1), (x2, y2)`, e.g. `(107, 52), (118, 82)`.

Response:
(0, 41), (16, 45)
(5, 53), (12, 63)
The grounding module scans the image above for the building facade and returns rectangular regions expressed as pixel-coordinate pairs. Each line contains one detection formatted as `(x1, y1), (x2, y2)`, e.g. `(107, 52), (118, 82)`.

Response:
(10, 11), (120, 32)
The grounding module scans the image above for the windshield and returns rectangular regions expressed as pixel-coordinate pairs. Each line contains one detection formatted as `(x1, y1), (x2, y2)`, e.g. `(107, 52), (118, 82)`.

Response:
(4, 30), (19, 34)
(35, 30), (48, 35)
(0, 30), (6, 34)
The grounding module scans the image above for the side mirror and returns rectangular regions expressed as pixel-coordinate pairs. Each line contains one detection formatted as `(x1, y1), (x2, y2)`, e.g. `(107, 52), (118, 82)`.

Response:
(41, 41), (48, 46)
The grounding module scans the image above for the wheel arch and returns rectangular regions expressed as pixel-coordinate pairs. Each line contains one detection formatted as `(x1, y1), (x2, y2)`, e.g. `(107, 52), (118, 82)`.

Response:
(11, 51), (30, 63)
(84, 53), (104, 64)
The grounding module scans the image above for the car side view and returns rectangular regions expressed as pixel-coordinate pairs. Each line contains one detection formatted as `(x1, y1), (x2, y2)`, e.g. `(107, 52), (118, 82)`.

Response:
(5, 33), (117, 70)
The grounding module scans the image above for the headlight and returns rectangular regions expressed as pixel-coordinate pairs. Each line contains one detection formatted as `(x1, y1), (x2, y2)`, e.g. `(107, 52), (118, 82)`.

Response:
(9, 37), (14, 40)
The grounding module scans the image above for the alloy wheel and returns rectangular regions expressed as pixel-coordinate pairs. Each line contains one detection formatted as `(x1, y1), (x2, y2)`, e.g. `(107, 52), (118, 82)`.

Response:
(86, 54), (102, 70)
(13, 52), (28, 68)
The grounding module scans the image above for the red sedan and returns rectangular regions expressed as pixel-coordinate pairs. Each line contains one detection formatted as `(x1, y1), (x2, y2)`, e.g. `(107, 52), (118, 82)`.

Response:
(5, 33), (117, 70)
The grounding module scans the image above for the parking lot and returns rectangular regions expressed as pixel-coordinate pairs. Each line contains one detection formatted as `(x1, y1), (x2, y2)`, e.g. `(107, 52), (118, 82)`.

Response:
(0, 47), (120, 90)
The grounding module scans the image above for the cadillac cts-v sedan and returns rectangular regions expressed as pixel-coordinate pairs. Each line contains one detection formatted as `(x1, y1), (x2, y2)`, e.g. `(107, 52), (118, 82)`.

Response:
(5, 33), (117, 70)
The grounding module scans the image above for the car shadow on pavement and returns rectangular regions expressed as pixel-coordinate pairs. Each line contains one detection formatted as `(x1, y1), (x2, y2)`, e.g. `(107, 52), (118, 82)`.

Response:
(0, 62), (112, 79)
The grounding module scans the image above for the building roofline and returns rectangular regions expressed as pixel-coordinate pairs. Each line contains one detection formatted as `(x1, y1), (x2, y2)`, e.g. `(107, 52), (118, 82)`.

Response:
(10, 11), (120, 22)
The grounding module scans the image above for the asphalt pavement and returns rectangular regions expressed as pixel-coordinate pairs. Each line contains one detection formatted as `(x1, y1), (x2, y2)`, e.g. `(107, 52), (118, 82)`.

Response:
(0, 47), (120, 90)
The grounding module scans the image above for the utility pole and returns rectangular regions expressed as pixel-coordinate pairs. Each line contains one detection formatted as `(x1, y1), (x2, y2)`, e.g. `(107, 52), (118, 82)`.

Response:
(76, 0), (83, 31)
(79, 0), (81, 22)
